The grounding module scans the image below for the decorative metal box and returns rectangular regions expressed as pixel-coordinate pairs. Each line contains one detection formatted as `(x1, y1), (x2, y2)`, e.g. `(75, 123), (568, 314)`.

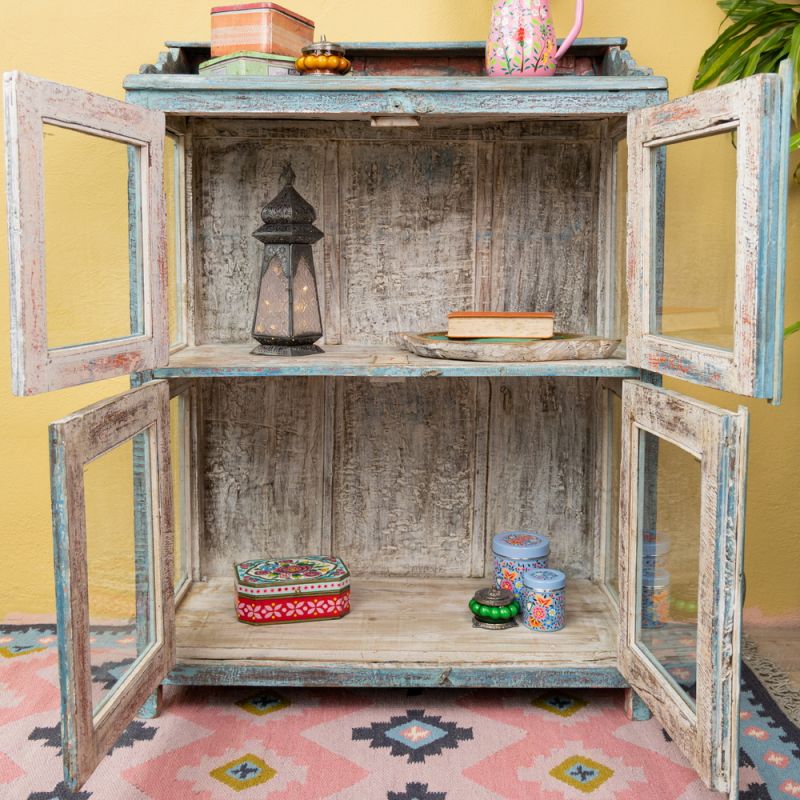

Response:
(234, 556), (350, 624)
(211, 2), (315, 58)
(199, 51), (299, 77)
(492, 531), (550, 602)
(522, 568), (566, 632)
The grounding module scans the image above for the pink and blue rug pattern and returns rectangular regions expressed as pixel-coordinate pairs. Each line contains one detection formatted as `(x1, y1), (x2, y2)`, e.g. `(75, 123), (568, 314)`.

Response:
(0, 624), (798, 799)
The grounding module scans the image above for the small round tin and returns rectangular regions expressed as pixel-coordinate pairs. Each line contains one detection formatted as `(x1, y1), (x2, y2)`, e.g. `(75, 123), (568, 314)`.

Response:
(641, 568), (670, 629)
(522, 568), (565, 632)
(493, 531), (550, 602)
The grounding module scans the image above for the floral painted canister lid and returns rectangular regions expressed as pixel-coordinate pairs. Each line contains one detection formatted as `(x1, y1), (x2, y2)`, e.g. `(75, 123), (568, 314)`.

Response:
(235, 556), (350, 598)
(492, 531), (550, 560)
(523, 568), (566, 591)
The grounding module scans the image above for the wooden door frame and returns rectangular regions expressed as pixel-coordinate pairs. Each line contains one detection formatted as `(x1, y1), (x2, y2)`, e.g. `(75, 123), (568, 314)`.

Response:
(4, 71), (167, 395)
(618, 380), (748, 795)
(625, 69), (790, 400)
(50, 380), (174, 789)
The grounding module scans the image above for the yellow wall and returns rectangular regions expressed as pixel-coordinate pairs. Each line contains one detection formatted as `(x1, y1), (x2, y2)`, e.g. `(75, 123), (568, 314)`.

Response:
(1, 0), (798, 623)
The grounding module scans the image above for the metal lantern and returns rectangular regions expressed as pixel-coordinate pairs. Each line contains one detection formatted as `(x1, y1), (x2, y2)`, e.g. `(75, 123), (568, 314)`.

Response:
(251, 164), (324, 356)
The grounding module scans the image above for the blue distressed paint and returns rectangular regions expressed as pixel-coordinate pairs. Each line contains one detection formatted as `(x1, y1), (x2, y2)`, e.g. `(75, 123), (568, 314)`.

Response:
(626, 689), (652, 721)
(765, 60), (792, 405)
(165, 663), (629, 689)
(123, 75), (668, 118)
(151, 361), (641, 380)
(49, 427), (81, 791)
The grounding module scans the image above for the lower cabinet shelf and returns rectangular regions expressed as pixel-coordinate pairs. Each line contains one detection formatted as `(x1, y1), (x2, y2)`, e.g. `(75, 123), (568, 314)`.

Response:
(168, 577), (626, 688)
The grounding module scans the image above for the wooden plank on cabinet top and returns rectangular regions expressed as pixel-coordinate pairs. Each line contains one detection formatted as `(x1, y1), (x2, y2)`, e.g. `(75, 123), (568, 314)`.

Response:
(152, 343), (639, 378)
(174, 577), (618, 669)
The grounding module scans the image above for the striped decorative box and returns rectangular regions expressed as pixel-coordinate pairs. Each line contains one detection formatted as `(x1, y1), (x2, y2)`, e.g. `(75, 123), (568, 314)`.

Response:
(234, 556), (351, 624)
(211, 2), (315, 58)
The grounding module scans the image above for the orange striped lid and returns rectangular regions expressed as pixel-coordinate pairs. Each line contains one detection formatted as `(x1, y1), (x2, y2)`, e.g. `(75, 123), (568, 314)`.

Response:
(211, 3), (315, 26)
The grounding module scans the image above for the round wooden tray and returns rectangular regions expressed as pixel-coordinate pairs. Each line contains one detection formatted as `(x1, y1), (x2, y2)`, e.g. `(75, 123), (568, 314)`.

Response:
(397, 332), (621, 362)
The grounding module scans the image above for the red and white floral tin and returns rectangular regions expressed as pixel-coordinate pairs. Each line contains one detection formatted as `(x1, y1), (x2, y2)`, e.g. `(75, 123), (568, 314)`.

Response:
(235, 556), (350, 624)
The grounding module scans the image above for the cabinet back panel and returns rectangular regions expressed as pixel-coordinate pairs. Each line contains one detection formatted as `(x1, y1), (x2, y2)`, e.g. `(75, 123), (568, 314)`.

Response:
(486, 378), (595, 578)
(200, 378), (326, 576)
(190, 120), (604, 344)
(198, 376), (595, 579)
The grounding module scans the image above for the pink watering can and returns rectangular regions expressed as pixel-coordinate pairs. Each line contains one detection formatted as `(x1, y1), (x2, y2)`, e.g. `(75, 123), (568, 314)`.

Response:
(486, 0), (585, 76)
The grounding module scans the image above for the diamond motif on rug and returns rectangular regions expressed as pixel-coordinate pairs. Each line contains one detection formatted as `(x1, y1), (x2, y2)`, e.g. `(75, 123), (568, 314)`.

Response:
(387, 782), (447, 800)
(236, 691), (291, 716)
(352, 709), (473, 763)
(209, 753), (276, 791)
(26, 781), (92, 800)
(550, 754), (614, 793)
(532, 692), (588, 718)
(0, 645), (45, 659)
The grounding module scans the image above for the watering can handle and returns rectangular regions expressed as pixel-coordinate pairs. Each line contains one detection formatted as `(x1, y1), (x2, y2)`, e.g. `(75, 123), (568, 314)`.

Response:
(554, 0), (585, 63)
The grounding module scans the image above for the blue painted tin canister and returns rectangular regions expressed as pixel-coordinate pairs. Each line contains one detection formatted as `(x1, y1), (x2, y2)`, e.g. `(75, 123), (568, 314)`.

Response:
(642, 532), (671, 578)
(641, 568), (670, 629)
(492, 531), (550, 602)
(522, 568), (566, 632)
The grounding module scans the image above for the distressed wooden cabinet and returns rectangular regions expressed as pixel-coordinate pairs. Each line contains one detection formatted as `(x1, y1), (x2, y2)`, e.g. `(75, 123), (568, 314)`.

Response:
(4, 40), (791, 795)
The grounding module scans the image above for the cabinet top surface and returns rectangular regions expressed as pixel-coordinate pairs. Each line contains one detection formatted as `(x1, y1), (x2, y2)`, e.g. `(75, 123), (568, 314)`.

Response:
(125, 38), (666, 117)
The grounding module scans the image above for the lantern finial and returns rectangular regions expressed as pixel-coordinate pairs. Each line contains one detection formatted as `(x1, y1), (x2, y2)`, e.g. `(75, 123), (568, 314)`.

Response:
(280, 163), (296, 188)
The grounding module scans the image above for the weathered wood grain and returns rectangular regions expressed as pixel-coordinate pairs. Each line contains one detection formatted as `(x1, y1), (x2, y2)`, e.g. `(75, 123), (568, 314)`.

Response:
(193, 135), (325, 343)
(491, 140), (599, 332)
(50, 381), (174, 790)
(485, 378), (595, 577)
(397, 332), (620, 362)
(154, 344), (639, 378)
(626, 72), (789, 399)
(337, 141), (476, 342)
(200, 378), (326, 576)
(123, 74), (669, 119)
(5, 72), (168, 396)
(331, 378), (478, 576)
(618, 380), (748, 795)
(174, 576), (619, 669)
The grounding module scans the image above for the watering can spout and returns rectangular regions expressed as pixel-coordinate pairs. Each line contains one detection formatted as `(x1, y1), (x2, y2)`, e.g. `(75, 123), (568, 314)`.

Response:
(555, 0), (585, 63)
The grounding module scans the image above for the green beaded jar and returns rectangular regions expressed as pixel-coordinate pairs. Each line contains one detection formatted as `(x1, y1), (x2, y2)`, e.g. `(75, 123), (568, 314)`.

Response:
(469, 586), (520, 630)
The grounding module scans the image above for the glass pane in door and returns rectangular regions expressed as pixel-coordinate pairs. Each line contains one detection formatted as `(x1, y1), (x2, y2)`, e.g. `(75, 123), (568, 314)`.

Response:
(170, 392), (190, 594)
(83, 432), (156, 716)
(635, 430), (702, 711)
(652, 133), (738, 351)
(43, 124), (143, 349)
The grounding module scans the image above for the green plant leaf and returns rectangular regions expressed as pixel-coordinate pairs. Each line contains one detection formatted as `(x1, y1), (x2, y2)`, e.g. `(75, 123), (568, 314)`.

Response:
(785, 319), (800, 337)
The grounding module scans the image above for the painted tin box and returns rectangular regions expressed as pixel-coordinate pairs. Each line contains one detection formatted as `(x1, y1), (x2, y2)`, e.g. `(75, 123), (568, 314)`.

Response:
(199, 51), (299, 77)
(522, 568), (566, 632)
(235, 556), (350, 624)
(492, 531), (550, 602)
(211, 2), (315, 58)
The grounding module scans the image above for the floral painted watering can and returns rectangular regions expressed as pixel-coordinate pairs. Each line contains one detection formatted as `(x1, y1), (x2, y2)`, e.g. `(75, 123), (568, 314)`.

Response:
(486, 0), (584, 76)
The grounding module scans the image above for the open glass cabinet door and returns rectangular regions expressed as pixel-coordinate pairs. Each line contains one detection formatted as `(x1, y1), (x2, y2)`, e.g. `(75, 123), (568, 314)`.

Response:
(50, 381), (174, 790)
(4, 71), (167, 395)
(625, 63), (791, 401)
(618, 380), (748, 796)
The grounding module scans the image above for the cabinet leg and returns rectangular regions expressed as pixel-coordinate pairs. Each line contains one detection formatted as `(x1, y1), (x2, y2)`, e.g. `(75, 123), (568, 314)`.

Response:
(624, 688), (652, 721)
(138, 686), (163, 719)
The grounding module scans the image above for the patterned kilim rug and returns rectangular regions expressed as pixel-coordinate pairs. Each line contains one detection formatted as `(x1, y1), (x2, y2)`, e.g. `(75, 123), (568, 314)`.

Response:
(0, 624), (798, 799)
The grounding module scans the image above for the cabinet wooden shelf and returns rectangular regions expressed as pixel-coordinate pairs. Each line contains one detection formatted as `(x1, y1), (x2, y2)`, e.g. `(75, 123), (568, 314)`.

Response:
(154, 343), (638, 379)
(170, 577), (622, 688)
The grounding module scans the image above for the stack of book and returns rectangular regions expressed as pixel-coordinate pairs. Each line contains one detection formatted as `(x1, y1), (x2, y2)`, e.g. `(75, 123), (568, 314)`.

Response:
(447, 312), (555, 340)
